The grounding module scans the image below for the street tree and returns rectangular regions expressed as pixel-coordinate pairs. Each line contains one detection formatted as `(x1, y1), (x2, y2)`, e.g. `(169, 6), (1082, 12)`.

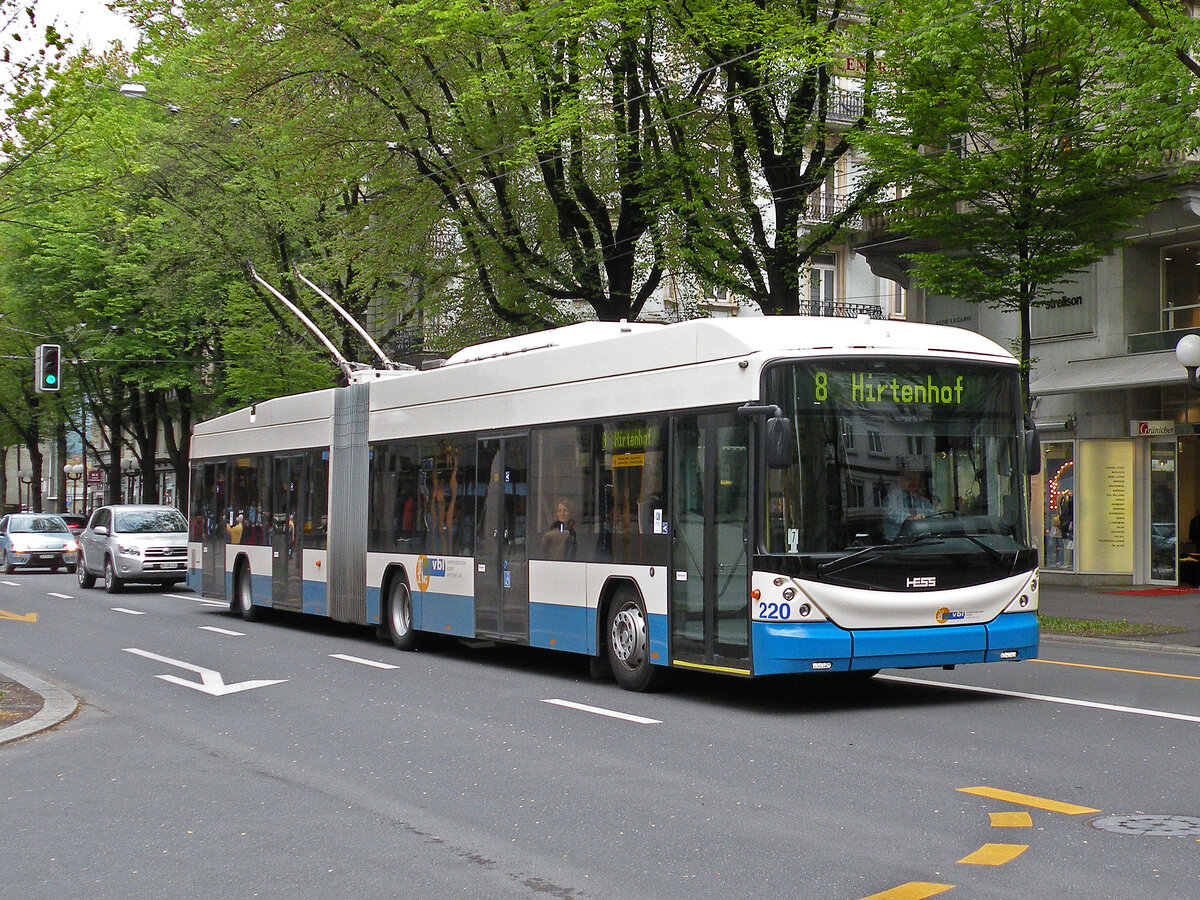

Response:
(662, 0), (881, 316)
(862, 0), (1197, 406)
(125, 0), (694, 328)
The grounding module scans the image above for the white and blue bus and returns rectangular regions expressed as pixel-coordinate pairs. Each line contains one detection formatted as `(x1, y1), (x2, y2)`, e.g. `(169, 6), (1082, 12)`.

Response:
(187, 316), (1040, 690)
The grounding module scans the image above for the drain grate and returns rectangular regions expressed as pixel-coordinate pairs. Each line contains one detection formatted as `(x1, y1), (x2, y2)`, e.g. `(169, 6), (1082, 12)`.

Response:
(1090, 815), (1200, 836)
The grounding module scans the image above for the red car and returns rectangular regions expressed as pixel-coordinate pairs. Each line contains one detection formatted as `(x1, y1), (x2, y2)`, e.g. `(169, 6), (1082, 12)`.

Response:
(60, 514), (88, 536)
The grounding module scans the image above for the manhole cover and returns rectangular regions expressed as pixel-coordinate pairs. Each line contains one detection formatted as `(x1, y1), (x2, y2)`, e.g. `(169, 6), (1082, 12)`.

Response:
(1090, 815), (1200, 836)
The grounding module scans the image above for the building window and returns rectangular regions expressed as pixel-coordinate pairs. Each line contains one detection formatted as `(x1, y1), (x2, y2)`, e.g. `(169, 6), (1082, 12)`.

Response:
(807, 256), (837, 316)
(848, 480), (865, 508)
(867, 429), (884, 454)
(892, 281), (906, 319)
(1161, 243), (1200, 331)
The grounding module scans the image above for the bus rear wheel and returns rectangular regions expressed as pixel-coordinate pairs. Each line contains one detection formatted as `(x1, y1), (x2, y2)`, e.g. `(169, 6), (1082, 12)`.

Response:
(606, 589), (662, 692)
(385, 578), (417, 651)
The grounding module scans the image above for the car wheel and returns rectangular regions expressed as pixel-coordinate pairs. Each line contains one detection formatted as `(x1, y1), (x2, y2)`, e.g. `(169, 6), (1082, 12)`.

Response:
(233, 565), (260, 622)
(104, 558), (124, 594)
(384, 577), (417, 651)
(1, 550), (14, 575)
(605, 587), (664, 692)
(77, 560), (96, 589)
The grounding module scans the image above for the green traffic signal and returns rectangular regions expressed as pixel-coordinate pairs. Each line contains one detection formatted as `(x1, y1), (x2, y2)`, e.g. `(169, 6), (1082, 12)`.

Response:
(35, 343), (61, 393)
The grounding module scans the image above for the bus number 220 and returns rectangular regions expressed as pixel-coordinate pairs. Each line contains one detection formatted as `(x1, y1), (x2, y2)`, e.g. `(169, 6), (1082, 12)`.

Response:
(758, 601), (791, 620)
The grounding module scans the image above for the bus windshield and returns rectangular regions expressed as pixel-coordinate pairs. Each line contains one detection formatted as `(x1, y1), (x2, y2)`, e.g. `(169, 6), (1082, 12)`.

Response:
(762, 359), (1035, 586)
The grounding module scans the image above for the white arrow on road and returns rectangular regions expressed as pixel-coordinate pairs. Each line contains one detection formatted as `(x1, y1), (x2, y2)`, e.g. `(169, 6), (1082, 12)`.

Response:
(123, 647), (287, 696)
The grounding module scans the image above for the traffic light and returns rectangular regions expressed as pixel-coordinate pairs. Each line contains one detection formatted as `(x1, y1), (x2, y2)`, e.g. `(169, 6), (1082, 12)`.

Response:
(34, 343), (61, 393)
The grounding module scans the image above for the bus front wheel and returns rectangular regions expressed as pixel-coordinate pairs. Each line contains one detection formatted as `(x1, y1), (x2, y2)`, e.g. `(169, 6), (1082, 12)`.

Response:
(385, 578), (417, 651)
(606, 589), (662, 692)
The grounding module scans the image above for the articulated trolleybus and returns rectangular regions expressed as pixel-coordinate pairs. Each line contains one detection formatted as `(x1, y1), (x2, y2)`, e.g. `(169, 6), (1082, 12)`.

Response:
(187, 316), (1040, 691)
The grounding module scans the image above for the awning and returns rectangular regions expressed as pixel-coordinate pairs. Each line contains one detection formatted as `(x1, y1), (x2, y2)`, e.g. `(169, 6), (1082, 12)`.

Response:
(1029, 350), (1186, 396)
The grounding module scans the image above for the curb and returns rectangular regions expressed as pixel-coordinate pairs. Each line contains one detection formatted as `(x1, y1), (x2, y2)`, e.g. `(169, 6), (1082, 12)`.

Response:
(0, 663), (79, 746)
(1041, 633), (1200, 656)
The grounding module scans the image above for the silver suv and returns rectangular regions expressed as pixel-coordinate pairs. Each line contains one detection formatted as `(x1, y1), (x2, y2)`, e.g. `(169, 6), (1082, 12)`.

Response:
(77, 505), (189, 593)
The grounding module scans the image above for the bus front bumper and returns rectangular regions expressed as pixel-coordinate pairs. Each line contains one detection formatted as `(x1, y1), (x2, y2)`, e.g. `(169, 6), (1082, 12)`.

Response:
(751, 612), (1039, 676)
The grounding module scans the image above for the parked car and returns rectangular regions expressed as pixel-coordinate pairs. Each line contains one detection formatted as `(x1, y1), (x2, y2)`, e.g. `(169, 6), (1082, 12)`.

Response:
(0, 513), (78, 573)
(76, 504), (188, 593)
(60, 514), (88, 537)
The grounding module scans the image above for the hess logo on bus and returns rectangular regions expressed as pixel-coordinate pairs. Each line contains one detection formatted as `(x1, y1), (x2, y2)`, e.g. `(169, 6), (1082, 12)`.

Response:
(906, 576), (936, 588)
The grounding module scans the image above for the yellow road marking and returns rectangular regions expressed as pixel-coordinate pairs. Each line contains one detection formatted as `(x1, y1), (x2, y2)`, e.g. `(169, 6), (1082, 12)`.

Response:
(989, 811), (1033, 828)
(958, 786), (1099, 815)
(0, 608), (37, 623)
(1034, 658), (1200, 682)
(860, 883), (954, 900)
(958, 843), (1028, 866)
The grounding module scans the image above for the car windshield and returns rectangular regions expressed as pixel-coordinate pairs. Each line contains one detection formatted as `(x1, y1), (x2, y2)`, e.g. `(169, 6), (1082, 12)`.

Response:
(113, 509), (188, 533)
(10, 515), (70, 534)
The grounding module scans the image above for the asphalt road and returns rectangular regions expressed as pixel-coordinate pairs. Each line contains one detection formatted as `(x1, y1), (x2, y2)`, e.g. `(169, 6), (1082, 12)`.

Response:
(2, 574), (1199, 899)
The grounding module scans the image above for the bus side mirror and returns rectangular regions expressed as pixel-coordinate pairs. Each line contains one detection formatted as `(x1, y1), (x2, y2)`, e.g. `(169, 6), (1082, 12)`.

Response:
(765, 415), (795, 469)
(1024, 417), (1041, 476)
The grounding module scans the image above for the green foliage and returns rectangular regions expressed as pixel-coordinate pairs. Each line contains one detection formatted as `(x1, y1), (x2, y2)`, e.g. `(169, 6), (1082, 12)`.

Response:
(863, 0), (1196, 403)
(220, 282), (339, 406)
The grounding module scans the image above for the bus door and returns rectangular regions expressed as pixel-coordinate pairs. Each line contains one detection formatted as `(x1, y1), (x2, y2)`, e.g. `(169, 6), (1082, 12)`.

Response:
(271, 454), (303, 612)
(474, 436), (529, 641)
(670, 413), (751, 673)
(200, 461), (226, 599)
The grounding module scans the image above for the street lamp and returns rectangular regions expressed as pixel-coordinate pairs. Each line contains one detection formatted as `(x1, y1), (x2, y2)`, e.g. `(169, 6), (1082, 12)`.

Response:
(1176, 334), (1200, 392)
(64, 463), (84, 513)
(121, 457), (139, 504)
(17, 468), (34, 511)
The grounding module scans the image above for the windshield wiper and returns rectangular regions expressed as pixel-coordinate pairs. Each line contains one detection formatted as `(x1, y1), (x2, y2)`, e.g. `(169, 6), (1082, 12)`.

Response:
(816, 532), (945, 577)
(958, 532), (1020, 569)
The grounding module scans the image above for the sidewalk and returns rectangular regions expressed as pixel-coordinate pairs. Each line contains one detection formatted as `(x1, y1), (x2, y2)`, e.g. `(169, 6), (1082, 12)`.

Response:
(3, 581), (1198, 743)
(0, 663), (79, 746)
(1038, 580), (1200, 651)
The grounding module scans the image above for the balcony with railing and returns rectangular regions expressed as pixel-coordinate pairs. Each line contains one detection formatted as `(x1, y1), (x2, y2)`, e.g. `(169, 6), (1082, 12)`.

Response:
(803, 190), (864, 228)
(805, 300), (884, 319)
(826, 87), (865, 126)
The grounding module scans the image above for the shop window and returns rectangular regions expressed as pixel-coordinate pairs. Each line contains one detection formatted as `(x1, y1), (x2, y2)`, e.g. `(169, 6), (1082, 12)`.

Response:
(1043, 442), (1075, 571)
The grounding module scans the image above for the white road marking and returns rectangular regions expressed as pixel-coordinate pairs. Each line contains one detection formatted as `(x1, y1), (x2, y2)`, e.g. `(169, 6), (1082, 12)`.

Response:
(2, 580), (19, 586)
(882, 674), (1200, 725)
(112, 607), (146, 616)
(541, 698), (661, 725)
(47, 592), (73, 599)
(165, 593), (227, 608)
(123, 647), (286, 696)
(330, 653), (400, 670)
(200, 626), (245, 636)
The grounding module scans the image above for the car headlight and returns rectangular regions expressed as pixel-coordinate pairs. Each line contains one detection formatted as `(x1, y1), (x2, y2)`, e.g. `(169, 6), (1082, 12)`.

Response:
(117, 543), (142, 556)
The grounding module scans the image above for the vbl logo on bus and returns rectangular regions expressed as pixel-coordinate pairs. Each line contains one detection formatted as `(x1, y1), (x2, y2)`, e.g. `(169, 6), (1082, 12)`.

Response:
(415, 555), (447, 592)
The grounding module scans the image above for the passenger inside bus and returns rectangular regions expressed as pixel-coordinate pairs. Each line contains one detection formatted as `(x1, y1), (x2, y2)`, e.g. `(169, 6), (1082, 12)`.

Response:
(540, 497), (578, 560)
